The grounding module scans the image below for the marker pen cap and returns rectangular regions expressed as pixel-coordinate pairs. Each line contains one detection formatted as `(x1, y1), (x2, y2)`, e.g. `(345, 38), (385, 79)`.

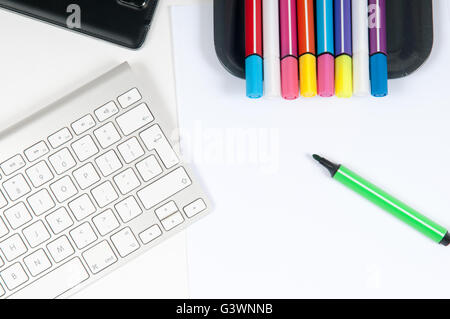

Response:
(299, 54), (317, 98)
(317, 54), (334, 97)
(370, 53), (388, 97)
(353, 51), (371, 96)
(335, 55), (353, 98)
(264, 57), (281, 98)
(245, 55), (264, 99)
(281, 56), (299, 100)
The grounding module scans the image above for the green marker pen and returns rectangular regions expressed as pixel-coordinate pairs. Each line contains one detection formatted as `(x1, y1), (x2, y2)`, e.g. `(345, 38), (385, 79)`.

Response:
(313, 154), (450, 246)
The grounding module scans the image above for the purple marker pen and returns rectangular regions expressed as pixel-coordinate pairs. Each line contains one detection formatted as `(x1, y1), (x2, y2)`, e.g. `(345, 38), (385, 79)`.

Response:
(334, 0), (352, 98)
(369, 0), (388, 97)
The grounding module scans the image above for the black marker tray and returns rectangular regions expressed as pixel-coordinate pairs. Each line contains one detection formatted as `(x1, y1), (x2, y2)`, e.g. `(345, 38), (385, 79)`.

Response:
(214, 0), (433, 80)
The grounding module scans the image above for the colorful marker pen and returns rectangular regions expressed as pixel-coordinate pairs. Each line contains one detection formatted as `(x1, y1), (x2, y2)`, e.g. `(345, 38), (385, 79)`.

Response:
(334, 0), (353, 98)
(297, 0), (317, 97)
(369, 0), (388, 97)
(352, 0), (370, 96)
(313, 154), (450, 246)
(280, 0), (299, 100)
(316, 0), (334, 97)
(245, 0), (263, 99)
(263, 0), (281, 98)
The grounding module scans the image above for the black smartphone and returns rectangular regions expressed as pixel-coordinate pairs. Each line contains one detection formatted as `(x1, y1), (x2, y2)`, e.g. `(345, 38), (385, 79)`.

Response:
(0, 0), (159, 49)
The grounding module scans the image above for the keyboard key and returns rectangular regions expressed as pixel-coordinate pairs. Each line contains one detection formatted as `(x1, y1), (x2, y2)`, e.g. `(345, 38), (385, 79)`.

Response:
(95, 101), (119, 122)
(137, 167), (192, 210)
(71, 135), (99, 161)
(116, 103), (154, 135)
(0, 256), (3, 267)
(3, 174), (31, 201)
(46, 207), (74, 234)
(26, 161), (54, 187)
(0, 234), (27, 261)
(91, 181), (119, 208)
(161, 212), (185, 231)
(136, 155), (163, 182)
(95, 150), (123, 177)
(70, 222), (97, 249)
(1, 155), (26, 176)
(94, 123), (121, 149)
(4, 202), (32, 230)
(0, 284), (4, 297)
(118, 137), (145, 164)
(140, 125), (179, 169)
(50, 176), (78, 203)
(23, 220), (51, 248)
(115, 196), (142, 223)
(68, 194), (96, 221)
(118, 88), (142, 108)
(0, 217), (9, 239)
(82, 241), (117, 274)
(184, 198), (207, 218)
(113, 168), (141, 195)
(24, 141), (50, 162)
(49, 148), (77, 175)
(1, 263), (28, 290)
(139, 225), (162, 244)
(0, 190), (7, 209)
(47, 236), (75, 263)
(111, 227), (140, 257)
(155, 201), (178, 220)
(48, 127), (73, 149)
(24, 249), (52, 277)
(93, 209), (120, 236)
(72, 114), (96, 135)
(27, 189), (55, 216)
(73, 163), (100, 190)
(9, 258), (89, 299)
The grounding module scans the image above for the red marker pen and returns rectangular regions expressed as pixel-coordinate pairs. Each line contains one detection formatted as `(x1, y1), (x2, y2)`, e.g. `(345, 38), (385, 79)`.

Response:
(245, 0), (264, 98)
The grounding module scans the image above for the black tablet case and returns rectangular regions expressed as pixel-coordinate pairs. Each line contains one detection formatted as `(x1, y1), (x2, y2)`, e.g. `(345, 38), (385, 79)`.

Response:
(214, 0), (433, 80)
(0, 0), (159, 49)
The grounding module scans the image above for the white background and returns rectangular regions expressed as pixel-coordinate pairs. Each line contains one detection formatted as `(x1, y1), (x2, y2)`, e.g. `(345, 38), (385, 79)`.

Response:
(0, 0), (450, 299)
(173, 1), (450, 298)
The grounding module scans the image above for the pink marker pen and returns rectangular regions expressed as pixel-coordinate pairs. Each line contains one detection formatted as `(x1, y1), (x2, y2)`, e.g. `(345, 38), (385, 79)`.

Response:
(279, 0), (299, 100)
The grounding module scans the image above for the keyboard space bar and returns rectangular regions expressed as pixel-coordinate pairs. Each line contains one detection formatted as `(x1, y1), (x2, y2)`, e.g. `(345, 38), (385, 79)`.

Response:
(9, 258), (89, 299)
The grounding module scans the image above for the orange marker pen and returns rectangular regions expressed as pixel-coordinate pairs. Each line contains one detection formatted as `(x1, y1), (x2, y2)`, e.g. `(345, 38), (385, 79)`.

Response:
(297, 0), (317, 97)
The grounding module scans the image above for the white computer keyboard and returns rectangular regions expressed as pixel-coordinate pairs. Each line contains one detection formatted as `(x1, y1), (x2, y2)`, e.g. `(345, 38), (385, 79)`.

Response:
(0, 63), (210, 299)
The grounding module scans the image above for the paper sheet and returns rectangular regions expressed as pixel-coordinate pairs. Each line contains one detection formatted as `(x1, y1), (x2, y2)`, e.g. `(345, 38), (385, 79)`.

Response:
(0, 3), (189, 298)
(172, 2), (450, 298)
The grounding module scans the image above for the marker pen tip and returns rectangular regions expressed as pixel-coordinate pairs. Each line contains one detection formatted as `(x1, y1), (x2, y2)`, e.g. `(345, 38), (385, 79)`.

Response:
(312, 154), (340, 177)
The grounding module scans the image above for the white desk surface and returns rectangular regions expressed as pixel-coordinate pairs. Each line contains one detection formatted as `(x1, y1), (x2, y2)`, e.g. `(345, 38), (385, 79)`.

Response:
(173, 1), (450, 299)
(0, 0), (208, 299)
